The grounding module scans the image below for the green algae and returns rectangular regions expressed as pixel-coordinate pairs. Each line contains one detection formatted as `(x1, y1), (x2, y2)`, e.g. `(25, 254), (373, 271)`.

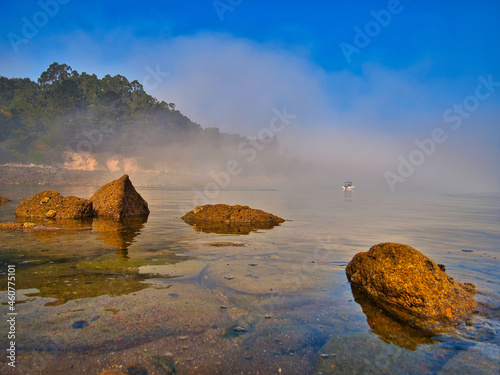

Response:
(77, 256), (180, 271)
(0, 239), (186, 306)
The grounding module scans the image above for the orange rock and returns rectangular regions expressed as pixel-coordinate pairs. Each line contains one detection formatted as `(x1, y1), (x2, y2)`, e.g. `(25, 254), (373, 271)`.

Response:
(181, 204), (284, 234)
(346, 243), (476, 328)
(16, 190), (93, 220)
(90, 174), (149, 219)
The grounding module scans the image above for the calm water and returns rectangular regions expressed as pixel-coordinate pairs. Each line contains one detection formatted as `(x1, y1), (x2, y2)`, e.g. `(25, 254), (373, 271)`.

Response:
(0, 185), (499, 374)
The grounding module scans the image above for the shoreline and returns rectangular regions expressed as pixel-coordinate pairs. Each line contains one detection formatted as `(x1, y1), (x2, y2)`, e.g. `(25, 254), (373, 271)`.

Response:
(0, 164), (194, 188)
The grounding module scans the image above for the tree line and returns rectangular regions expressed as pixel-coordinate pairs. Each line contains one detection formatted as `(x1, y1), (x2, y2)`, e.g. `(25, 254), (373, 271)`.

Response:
(0, 62), (204, 164)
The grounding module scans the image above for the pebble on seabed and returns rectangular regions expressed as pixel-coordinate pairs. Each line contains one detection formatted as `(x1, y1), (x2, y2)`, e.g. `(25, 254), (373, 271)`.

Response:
(234, 326), (246, 332)
(224, 275), (235, 280)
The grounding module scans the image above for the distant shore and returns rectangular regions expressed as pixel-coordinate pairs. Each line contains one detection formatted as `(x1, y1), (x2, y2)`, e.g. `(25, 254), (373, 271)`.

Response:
(0, 164), (194, 188)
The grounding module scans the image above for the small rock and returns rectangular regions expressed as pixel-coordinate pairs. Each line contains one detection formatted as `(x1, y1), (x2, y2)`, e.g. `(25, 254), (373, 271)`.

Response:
(178, 336), (188, 341)
(45, 210), (57, 218)
(249, 263), (258, 266)
(321, 354), (330, 358)
(224, 275), (235, 280)
(220, 306), (227, 309)
(99, 370), (127, 375)
(437, 264), (446, 272)
(461, 249), (474, 252)
(234, 326), (246, 332)
(462, 282), (477, 294)
(0, 195), (11, 204)
(264, 315), (272, 319)
(127, 364), (148, 375)
(72, 320), (89, 329)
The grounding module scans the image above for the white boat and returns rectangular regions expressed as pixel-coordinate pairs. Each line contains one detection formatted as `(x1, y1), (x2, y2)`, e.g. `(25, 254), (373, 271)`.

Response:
(342, 181), (355, 191)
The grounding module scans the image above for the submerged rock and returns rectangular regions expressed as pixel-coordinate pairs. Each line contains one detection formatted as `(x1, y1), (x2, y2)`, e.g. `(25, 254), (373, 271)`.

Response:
(99, 370), (128, 375)
(0, 195), (11, 204)
(0, 222), (37, 230)
(15, 190), (93, 220)
(345, 243), (476, 328)
(90, 174), (149, 219)
(181, 204), (284, 234)
(127, 364), (149, 375)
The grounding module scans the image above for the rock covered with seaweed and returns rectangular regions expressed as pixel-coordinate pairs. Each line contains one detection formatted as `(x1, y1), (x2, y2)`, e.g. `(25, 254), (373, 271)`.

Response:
(181, 204), (285, 234)
(345, 242), (476, 329)
(15, 190), (94, 220)
(10, 175), (149, 226)
(90, 174), (149, 219)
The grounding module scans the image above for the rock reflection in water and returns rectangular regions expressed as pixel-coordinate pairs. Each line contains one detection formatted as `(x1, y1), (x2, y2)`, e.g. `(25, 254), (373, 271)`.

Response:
(14, 217), (94, 241)
(188, 221), (279, 235)
(0, 214), (188, 306)
(350, 284), (437, 350)
(92, 217), (147, 254)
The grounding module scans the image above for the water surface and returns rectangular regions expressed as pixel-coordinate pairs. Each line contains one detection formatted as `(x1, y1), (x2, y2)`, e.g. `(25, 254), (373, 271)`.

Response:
(0, 186), (499, 374)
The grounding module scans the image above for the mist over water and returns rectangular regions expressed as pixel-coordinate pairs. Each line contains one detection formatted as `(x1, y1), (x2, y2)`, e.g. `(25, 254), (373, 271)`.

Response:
(115, 33), (499, 193)
(2, 33), (498, 193)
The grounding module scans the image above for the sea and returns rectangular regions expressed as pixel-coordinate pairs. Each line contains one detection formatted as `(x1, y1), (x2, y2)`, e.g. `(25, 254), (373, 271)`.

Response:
(0, 185), (499, 374)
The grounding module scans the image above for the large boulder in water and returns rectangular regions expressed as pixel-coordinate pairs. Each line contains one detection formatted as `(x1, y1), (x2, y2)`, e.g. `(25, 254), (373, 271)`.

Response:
(181, 204), (285, 234)
(90, 174), (149, 219)
(182, 204), (285, 225)
(15, 190), (93, 220)
(345, 243), (476, 328)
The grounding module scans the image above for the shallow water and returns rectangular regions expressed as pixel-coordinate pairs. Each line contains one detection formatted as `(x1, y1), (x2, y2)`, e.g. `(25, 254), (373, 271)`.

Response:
(0, 185), (499, 374)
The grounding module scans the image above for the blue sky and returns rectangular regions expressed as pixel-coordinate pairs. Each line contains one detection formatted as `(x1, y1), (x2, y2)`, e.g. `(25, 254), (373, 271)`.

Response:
(1, 0), (500, 191)
(2, 1), (499, 78)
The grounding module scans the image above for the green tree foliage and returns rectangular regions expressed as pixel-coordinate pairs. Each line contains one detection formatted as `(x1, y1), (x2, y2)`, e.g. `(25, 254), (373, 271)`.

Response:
(0, 62), (202, 163)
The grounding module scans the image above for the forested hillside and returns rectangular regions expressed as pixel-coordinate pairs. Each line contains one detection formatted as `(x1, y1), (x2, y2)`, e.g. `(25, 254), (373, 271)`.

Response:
(0, 63), (294, 187)
(0, 62), (204, 164)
